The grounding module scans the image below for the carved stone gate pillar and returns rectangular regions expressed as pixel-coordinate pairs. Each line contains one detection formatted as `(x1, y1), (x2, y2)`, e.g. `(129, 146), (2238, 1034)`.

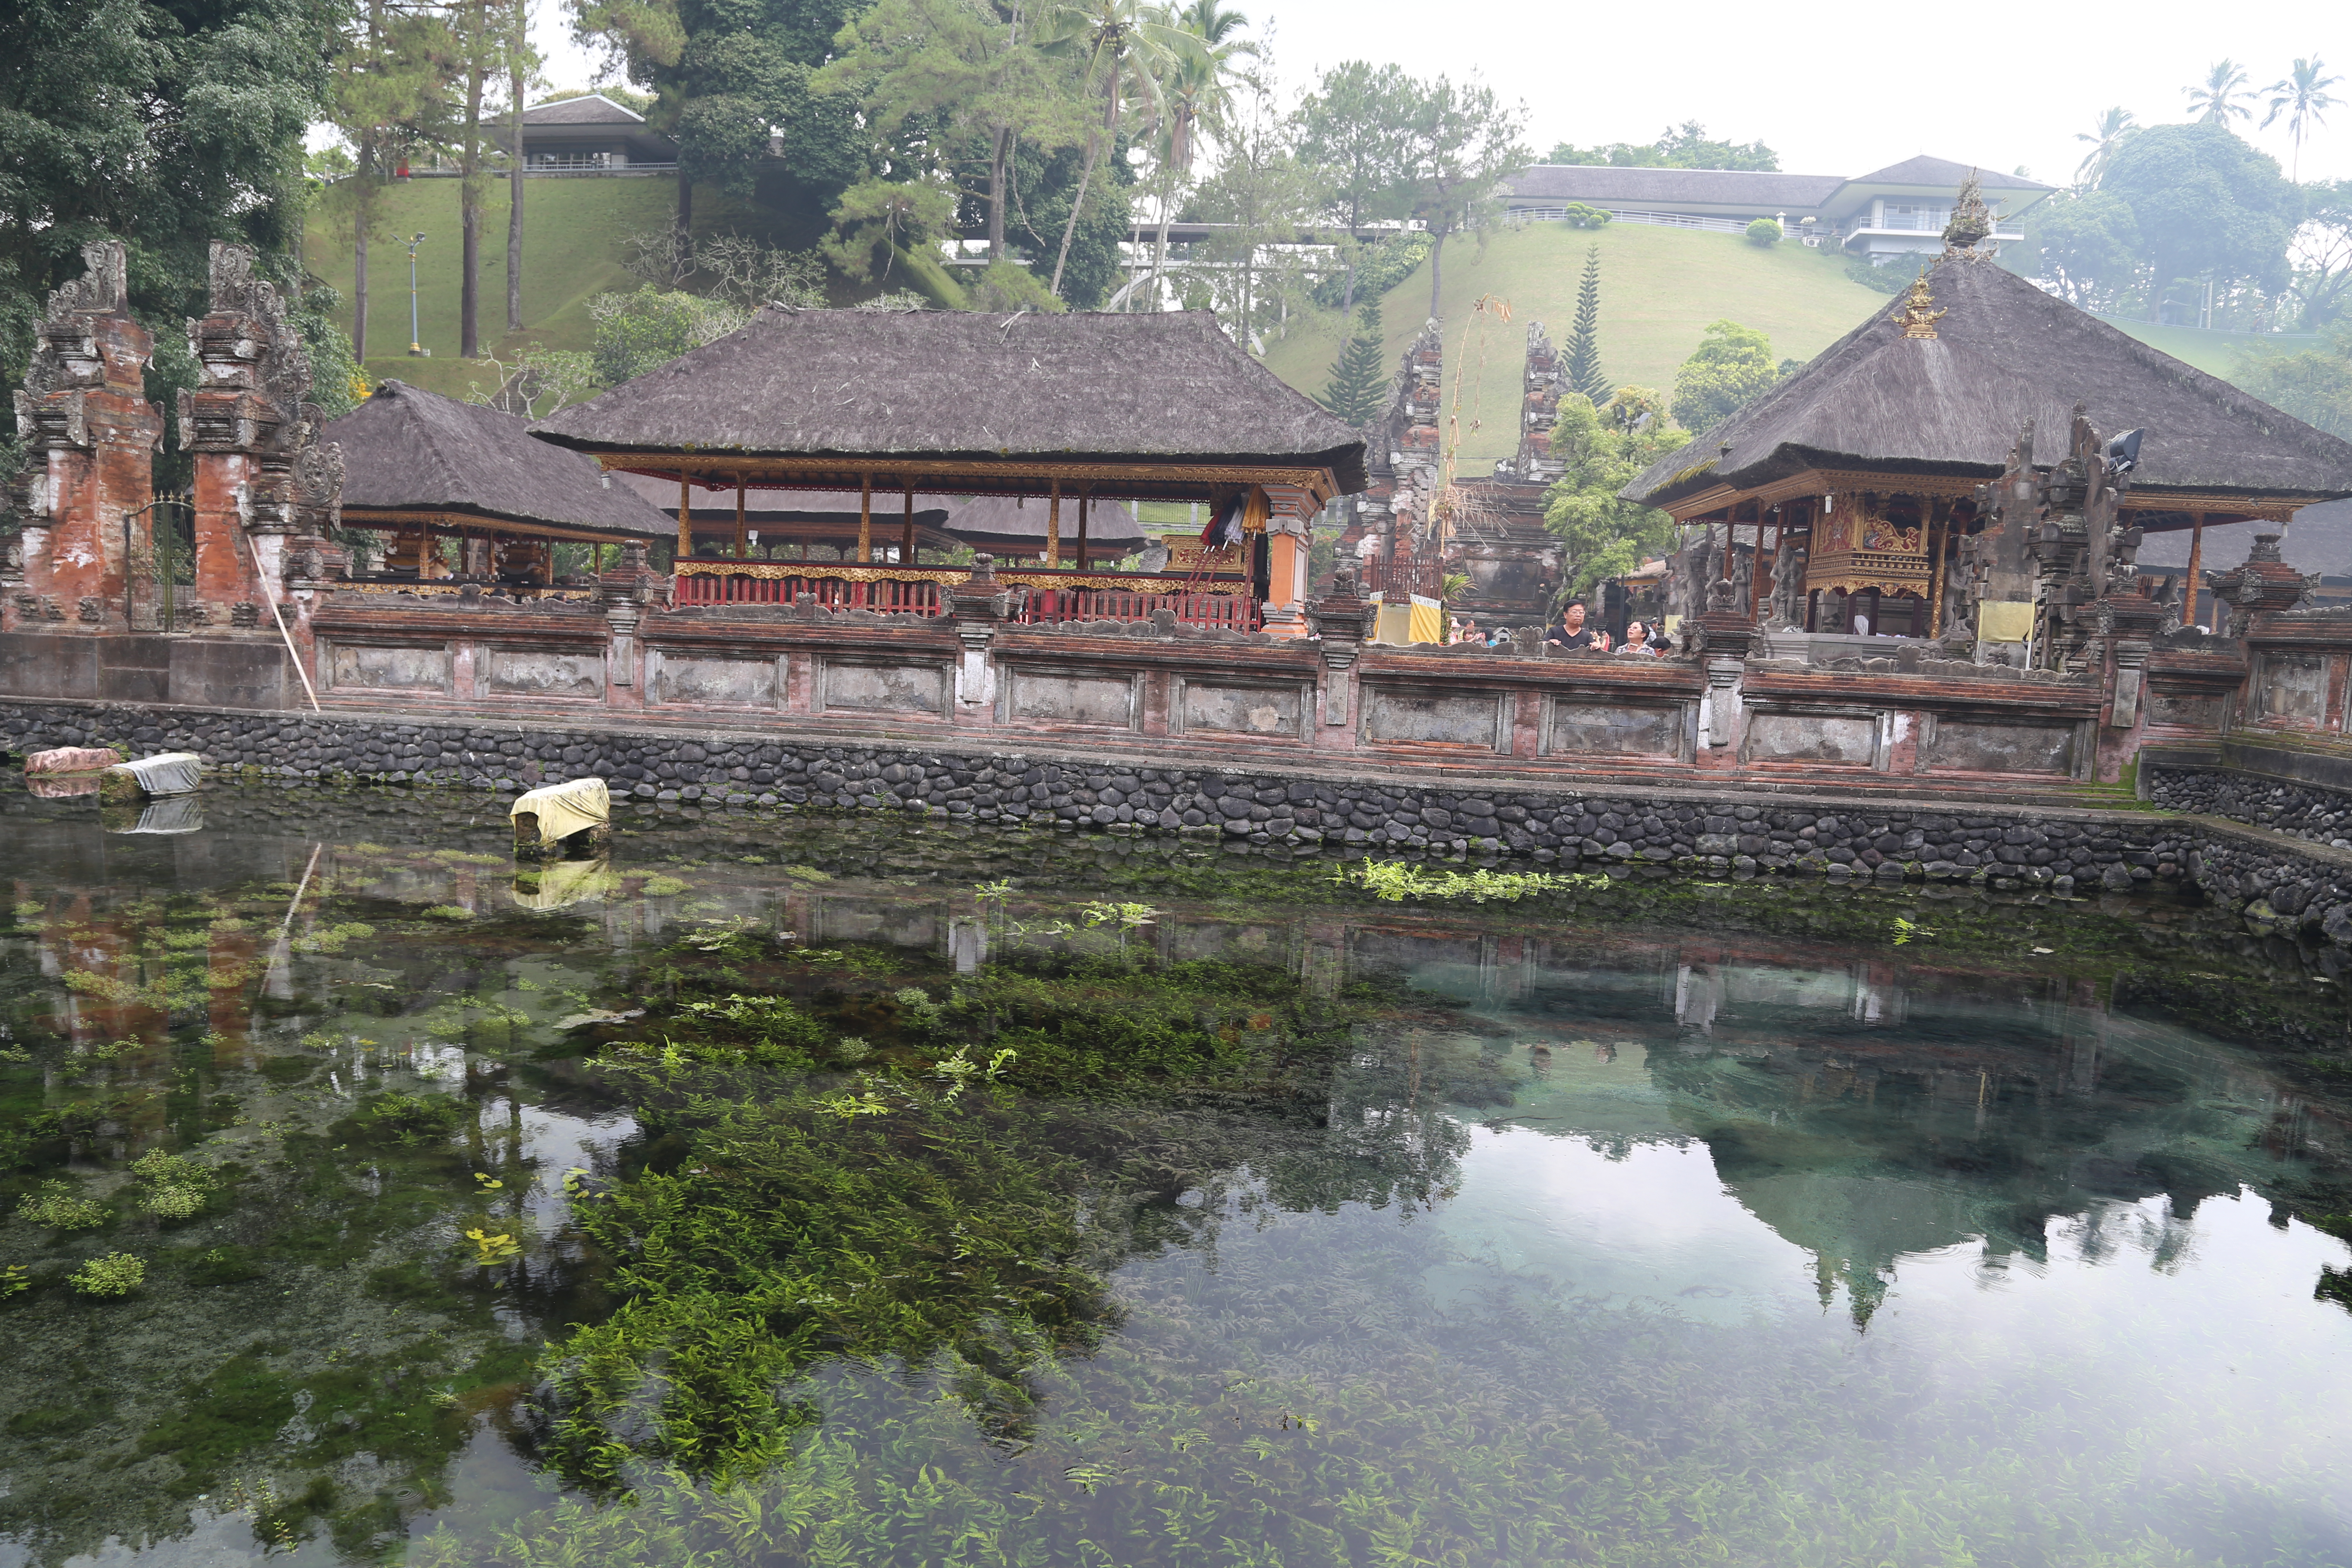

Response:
(5, 242), (161, 633)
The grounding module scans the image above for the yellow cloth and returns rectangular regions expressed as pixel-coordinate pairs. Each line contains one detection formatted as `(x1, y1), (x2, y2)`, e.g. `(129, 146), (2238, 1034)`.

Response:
(509, 777), (611, 846)
(1977, 600), (2035, 642)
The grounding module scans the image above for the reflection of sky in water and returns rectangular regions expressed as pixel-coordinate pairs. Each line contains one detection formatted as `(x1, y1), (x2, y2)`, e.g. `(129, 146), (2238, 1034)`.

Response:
(10, 788), (2352, 1565)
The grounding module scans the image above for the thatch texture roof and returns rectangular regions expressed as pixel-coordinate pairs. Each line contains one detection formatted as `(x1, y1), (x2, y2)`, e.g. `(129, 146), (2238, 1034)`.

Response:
(530, 309), (1367, 493)
(328, 380), (675, 540)
(945, 494), (1145, 552)
(1624, 257), (2352, 511)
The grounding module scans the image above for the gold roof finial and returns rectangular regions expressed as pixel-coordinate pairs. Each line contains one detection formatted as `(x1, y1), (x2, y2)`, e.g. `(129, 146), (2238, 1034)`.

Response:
(1892, 272), (1946, 339)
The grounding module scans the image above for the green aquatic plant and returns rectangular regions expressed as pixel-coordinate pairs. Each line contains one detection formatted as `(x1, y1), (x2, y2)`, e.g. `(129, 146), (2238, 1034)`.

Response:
(18, 1180), (107, 1231)
(537, 1053), (1116, 1491)
(419, 904), (475, 922)
(136, 1153), (219, 1221)
(1340, 859), (1601, 903)
(638, 876), (691, 897)
(832, 1035), (874, 1064)
(1, 1263), (27, 1298)
(67, 1252), (144, 1297)
(663, 992), (830, 1066)
(289, 921), (377, 954)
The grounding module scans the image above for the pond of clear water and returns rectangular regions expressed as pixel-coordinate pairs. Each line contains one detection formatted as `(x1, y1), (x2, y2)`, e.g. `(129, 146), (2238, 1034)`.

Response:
(2, 780), (2350, 1568)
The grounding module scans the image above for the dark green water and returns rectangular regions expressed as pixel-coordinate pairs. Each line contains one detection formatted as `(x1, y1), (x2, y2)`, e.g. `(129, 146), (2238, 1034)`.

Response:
(3, 781), (2350, 1568)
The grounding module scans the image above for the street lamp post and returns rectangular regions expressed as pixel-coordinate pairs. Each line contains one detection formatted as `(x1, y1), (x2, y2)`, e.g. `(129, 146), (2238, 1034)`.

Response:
(405, 233), (428, 356)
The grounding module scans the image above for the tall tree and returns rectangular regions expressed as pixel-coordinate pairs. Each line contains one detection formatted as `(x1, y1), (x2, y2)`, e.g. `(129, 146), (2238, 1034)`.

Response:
(2072, 106), (2135, 190)
(1316, 300), (1387, 426)
(2290, 180), (2352, 330)
(458, 0), (494, 358)
(506, 0), (538, 334)
(1188, 64), (1313, 346)
(820, 0), (1080, 267)
(325, 0), (458, 362)
(2186, 58), (2256, 125)
(1562, 243), (1607, 401)
(571, 0), (867, 244)
(2263, 56), (2341, 181)
(1293, 61), (1412, 312)
(1391, 73), (1529, 323)
(1035, 0), (1202, 300)
(2102, 121), (2298, 303)
(1130, 0), (1250, 309)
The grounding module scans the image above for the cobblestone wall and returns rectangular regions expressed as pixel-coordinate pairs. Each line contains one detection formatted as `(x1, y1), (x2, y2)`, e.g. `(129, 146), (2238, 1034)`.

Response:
(13, 698), (2352, 942)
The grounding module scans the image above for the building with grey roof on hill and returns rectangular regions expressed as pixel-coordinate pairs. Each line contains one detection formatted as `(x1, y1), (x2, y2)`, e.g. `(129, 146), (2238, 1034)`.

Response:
(1502, 156), (2055, 264)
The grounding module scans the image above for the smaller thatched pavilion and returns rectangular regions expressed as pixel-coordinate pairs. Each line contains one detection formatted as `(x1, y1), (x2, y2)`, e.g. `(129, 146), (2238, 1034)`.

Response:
(328, 380), (673, 589)
(1623, 251), (2352, 643)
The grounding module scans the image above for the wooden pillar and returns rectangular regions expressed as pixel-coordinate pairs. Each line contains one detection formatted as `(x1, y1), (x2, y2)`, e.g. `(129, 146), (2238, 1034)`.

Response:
(1047, 479), (1062, 568)
(901, 481), (915, 565)
(2185, 514), (2205, 631)
(734, 479), (747, 560)
(1748, 515), (1766, 621)
(1076, 493), (1090, 573)
(857, 472), (873, 564)
(1925, 501), (1945, 639)
(677, 473), (691, 562)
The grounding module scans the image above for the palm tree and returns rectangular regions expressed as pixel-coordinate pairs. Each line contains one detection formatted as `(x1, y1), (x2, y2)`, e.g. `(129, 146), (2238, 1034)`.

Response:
(1035, 0), (1206, 301)
(1174, 0), (1256, 53)
(2186, 59), (2255, 125)
(2263, 55), (2342, 180)
(2072, 106), (2135, 189)
(1127, 4), (1250, 309)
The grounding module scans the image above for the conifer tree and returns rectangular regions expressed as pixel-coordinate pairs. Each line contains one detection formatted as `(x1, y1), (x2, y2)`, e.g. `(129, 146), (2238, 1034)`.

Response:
(1564, 244), (1610, 402)
(1317, 301), (1390, 427)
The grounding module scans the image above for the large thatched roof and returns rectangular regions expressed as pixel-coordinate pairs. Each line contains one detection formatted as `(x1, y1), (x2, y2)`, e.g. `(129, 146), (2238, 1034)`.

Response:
(530, 309), (1367, 495)
(1624, 257), (2352, 512)
(328, 380), (674, 540)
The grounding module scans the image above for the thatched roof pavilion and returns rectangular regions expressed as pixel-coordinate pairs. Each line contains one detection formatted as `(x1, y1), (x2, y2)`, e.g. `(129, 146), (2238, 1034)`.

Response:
(530, 308), (1364, 571)
(1626, 257), (2352, 525)
(1619, 253), (2352, 639)
(329, 380), (675, 547)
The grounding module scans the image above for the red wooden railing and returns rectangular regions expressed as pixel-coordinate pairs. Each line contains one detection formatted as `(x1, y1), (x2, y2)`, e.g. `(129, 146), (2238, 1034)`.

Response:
(670, 565), (1261, 631)
(1016, 589), (1262, 632)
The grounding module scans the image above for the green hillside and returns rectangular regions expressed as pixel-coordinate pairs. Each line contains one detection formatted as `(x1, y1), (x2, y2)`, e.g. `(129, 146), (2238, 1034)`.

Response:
(302, 175), (789, 396)
(1262, 222), (1889, 466)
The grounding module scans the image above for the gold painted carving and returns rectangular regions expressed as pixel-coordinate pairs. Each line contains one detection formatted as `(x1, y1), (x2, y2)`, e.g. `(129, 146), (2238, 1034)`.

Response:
(1892, 274), (1946, 339)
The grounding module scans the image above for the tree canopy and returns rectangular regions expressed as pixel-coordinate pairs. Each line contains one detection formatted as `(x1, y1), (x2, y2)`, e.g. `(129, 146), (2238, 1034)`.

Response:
(1669, 319), (1776, 435)
(0, 0), (348, 496)
(1545, 121), (1777, 172)
(1543, 386), (1681, 594)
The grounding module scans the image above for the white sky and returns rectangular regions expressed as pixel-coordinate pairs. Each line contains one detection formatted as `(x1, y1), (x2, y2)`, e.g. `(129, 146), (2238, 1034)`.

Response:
(521, 0), (2346, 187)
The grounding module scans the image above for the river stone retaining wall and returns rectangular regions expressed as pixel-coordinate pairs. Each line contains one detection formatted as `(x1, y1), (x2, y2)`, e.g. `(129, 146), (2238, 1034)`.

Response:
(2147, 767), (2352, 850)
(10, 697), (2352, 942)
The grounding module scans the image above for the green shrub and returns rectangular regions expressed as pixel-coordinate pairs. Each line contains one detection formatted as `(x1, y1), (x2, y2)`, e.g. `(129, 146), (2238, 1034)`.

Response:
(1745, 217), (1782, 246)
(18, 1180), (106, 1230)
(69, 1252), (145, 1296)
(1562, 202), (1612, 230)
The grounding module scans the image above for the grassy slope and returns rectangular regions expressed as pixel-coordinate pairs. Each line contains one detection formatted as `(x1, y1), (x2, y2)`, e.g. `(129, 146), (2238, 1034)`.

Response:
(2093, 316), (2320, 378)
(1262, 223), (1889, 466)
(302, 175), (790, 398)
